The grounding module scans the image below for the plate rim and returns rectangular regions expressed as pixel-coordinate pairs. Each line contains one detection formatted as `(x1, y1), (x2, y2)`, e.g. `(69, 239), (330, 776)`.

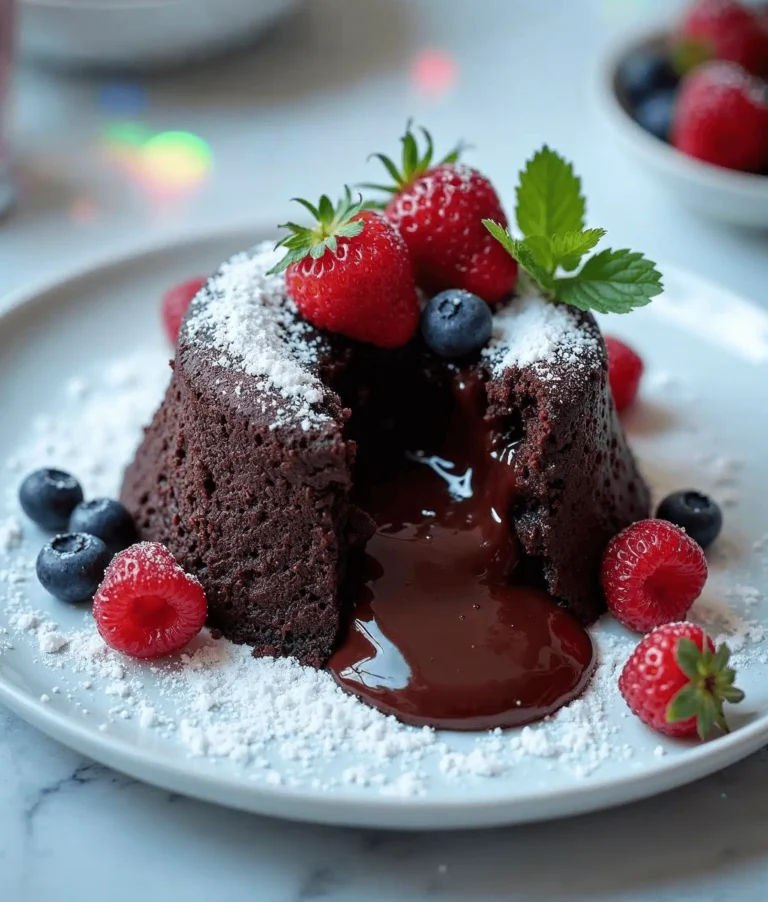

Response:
(1, 223), (767, 830)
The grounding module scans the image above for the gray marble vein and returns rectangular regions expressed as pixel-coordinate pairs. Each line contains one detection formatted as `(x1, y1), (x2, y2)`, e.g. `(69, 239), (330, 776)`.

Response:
(3, 705), (768, 902)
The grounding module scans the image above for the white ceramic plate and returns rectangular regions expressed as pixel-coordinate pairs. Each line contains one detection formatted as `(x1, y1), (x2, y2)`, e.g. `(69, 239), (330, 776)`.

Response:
(1, 225), (768, 831)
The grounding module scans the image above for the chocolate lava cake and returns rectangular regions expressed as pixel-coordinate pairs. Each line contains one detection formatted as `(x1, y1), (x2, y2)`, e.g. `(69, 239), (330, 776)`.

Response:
(122, 242), (650, 667)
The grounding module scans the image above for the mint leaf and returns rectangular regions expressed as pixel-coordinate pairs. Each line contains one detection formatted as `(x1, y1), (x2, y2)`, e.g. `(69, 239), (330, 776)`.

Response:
(550, 228), (606, 267)
(482, 221), (554, 290)
(523, 235), (554, 271)
(516, 146), (585, 239)
(555, 249), (663, 314)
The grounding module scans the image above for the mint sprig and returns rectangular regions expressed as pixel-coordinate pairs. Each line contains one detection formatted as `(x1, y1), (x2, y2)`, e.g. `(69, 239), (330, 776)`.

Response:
(483, 147), (663, 314)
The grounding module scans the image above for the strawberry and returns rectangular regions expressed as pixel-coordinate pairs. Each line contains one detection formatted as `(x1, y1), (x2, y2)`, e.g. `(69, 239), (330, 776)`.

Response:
(162, 276), (207, 345)
(93, 542), (207, 659)
(672, 61), (768, 173)
(602, 520), (708, 633)
(604, 336), (644, 412)
(677, 0), (768, 79)
(364, 125), (519, 304)
(619, 622), (744, 739)
(269, 190), (419, 348)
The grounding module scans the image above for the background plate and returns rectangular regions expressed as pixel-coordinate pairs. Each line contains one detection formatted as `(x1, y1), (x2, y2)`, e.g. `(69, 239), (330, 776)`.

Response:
(1, 225), (767, 830)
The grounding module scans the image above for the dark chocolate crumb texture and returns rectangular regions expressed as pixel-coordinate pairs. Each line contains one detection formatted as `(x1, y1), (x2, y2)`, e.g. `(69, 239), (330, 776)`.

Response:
(122, 241), (650, 667)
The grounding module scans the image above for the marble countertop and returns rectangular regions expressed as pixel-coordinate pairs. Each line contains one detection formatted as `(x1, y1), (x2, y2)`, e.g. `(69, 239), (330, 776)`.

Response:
(2, 0), (768, 899)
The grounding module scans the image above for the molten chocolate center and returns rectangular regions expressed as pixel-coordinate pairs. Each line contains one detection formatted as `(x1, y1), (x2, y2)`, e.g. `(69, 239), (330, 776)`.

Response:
(329, 375), (595, 730)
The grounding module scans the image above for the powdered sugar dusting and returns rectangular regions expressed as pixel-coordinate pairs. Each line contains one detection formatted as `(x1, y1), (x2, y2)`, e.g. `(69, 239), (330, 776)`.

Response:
(484, 276), (601, 377)
(185, 242), (330, 429)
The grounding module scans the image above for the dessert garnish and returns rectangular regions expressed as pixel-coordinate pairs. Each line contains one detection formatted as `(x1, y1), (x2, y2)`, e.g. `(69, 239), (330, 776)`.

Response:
(601, 520), (708, 633)
(69, 498), (138, 555)
(162, 276), (207, 345)
(420, 288), (493, 359)
(483, 147), (664, 313)
(619, 622), (744, 739)
(19, 467), (84, 531)
(604, 335), (644, 412)
(37, 533), (111, 605)
(269, 190), (420, 348)
(364, 124), (519, 303)
(656, 491), (723, 549)
(94, 542), (207, 659)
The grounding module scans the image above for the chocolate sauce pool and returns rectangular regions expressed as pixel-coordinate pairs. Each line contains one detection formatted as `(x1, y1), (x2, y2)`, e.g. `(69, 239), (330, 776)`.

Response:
(329, 376), (595, 731)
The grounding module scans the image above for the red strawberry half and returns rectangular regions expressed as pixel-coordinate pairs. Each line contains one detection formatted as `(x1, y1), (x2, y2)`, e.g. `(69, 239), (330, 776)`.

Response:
(93, 542), (207, 659)
(270, 190), (419, 348)
(365, 125), (519, 304)
(619, 622), (744, 739)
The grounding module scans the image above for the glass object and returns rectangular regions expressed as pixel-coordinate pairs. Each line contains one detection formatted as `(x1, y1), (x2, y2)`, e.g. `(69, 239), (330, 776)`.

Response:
(0, 0), (14, 217)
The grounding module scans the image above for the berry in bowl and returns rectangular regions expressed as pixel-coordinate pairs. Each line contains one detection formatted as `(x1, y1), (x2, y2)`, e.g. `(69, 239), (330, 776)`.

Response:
(599, 0), (768, 227)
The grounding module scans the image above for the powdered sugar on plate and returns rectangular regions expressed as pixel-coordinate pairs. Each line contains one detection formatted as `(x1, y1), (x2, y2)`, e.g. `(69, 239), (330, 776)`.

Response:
(0, 350), (765, 799)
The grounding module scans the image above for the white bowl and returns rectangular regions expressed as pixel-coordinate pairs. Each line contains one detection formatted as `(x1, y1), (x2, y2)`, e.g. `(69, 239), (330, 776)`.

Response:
(598, 29), (768, 229)
(18, 0), (299, 70)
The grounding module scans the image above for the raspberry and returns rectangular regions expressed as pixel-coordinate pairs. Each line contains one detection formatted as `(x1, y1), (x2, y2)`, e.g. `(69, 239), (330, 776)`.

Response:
(619, 622), (744, 739)
(161, 276), (207, 345)
(93, 543), (207, 658)
(601, 520), (708, 633)
(671, 61), (768, 173)
(604, 336), (644, 412)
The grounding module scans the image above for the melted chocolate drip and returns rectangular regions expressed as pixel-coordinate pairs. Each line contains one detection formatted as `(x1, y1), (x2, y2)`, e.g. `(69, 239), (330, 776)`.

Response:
(329, 374), (595, 730)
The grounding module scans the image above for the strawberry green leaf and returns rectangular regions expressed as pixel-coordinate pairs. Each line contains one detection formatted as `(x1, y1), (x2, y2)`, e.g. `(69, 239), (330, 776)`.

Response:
(666, 684), (701, 722)
(364, 123), (465, 197)
(713, 642), (731, 671)
(667, 637), (745, 739)
(697, 697), (719, 741)
(671, 37), (714, 77)
(554, 249), (663, 314)
(721, 686), (746, 704)
(675, 637), (703, 680)
(516, 146), (586, 239)
(269, 187), (366, 275)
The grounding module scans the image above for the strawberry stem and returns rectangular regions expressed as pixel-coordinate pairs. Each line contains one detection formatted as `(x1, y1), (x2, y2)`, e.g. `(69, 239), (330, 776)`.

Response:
(667, 637), (745, 740)
(362, 122), (465, 198)
(268, 187), (366, 275)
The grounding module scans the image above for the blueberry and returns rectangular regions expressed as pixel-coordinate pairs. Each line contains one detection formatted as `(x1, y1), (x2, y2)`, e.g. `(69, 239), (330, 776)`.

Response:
(634, 88), (678, 142)
(421, 290), (493, 359)
(68, 498), (138, 555)
(19, 468), (84, 531)
(656, 490), (722, 549)
(36, 533), (111, 604)
(619, 48), (678, 107)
